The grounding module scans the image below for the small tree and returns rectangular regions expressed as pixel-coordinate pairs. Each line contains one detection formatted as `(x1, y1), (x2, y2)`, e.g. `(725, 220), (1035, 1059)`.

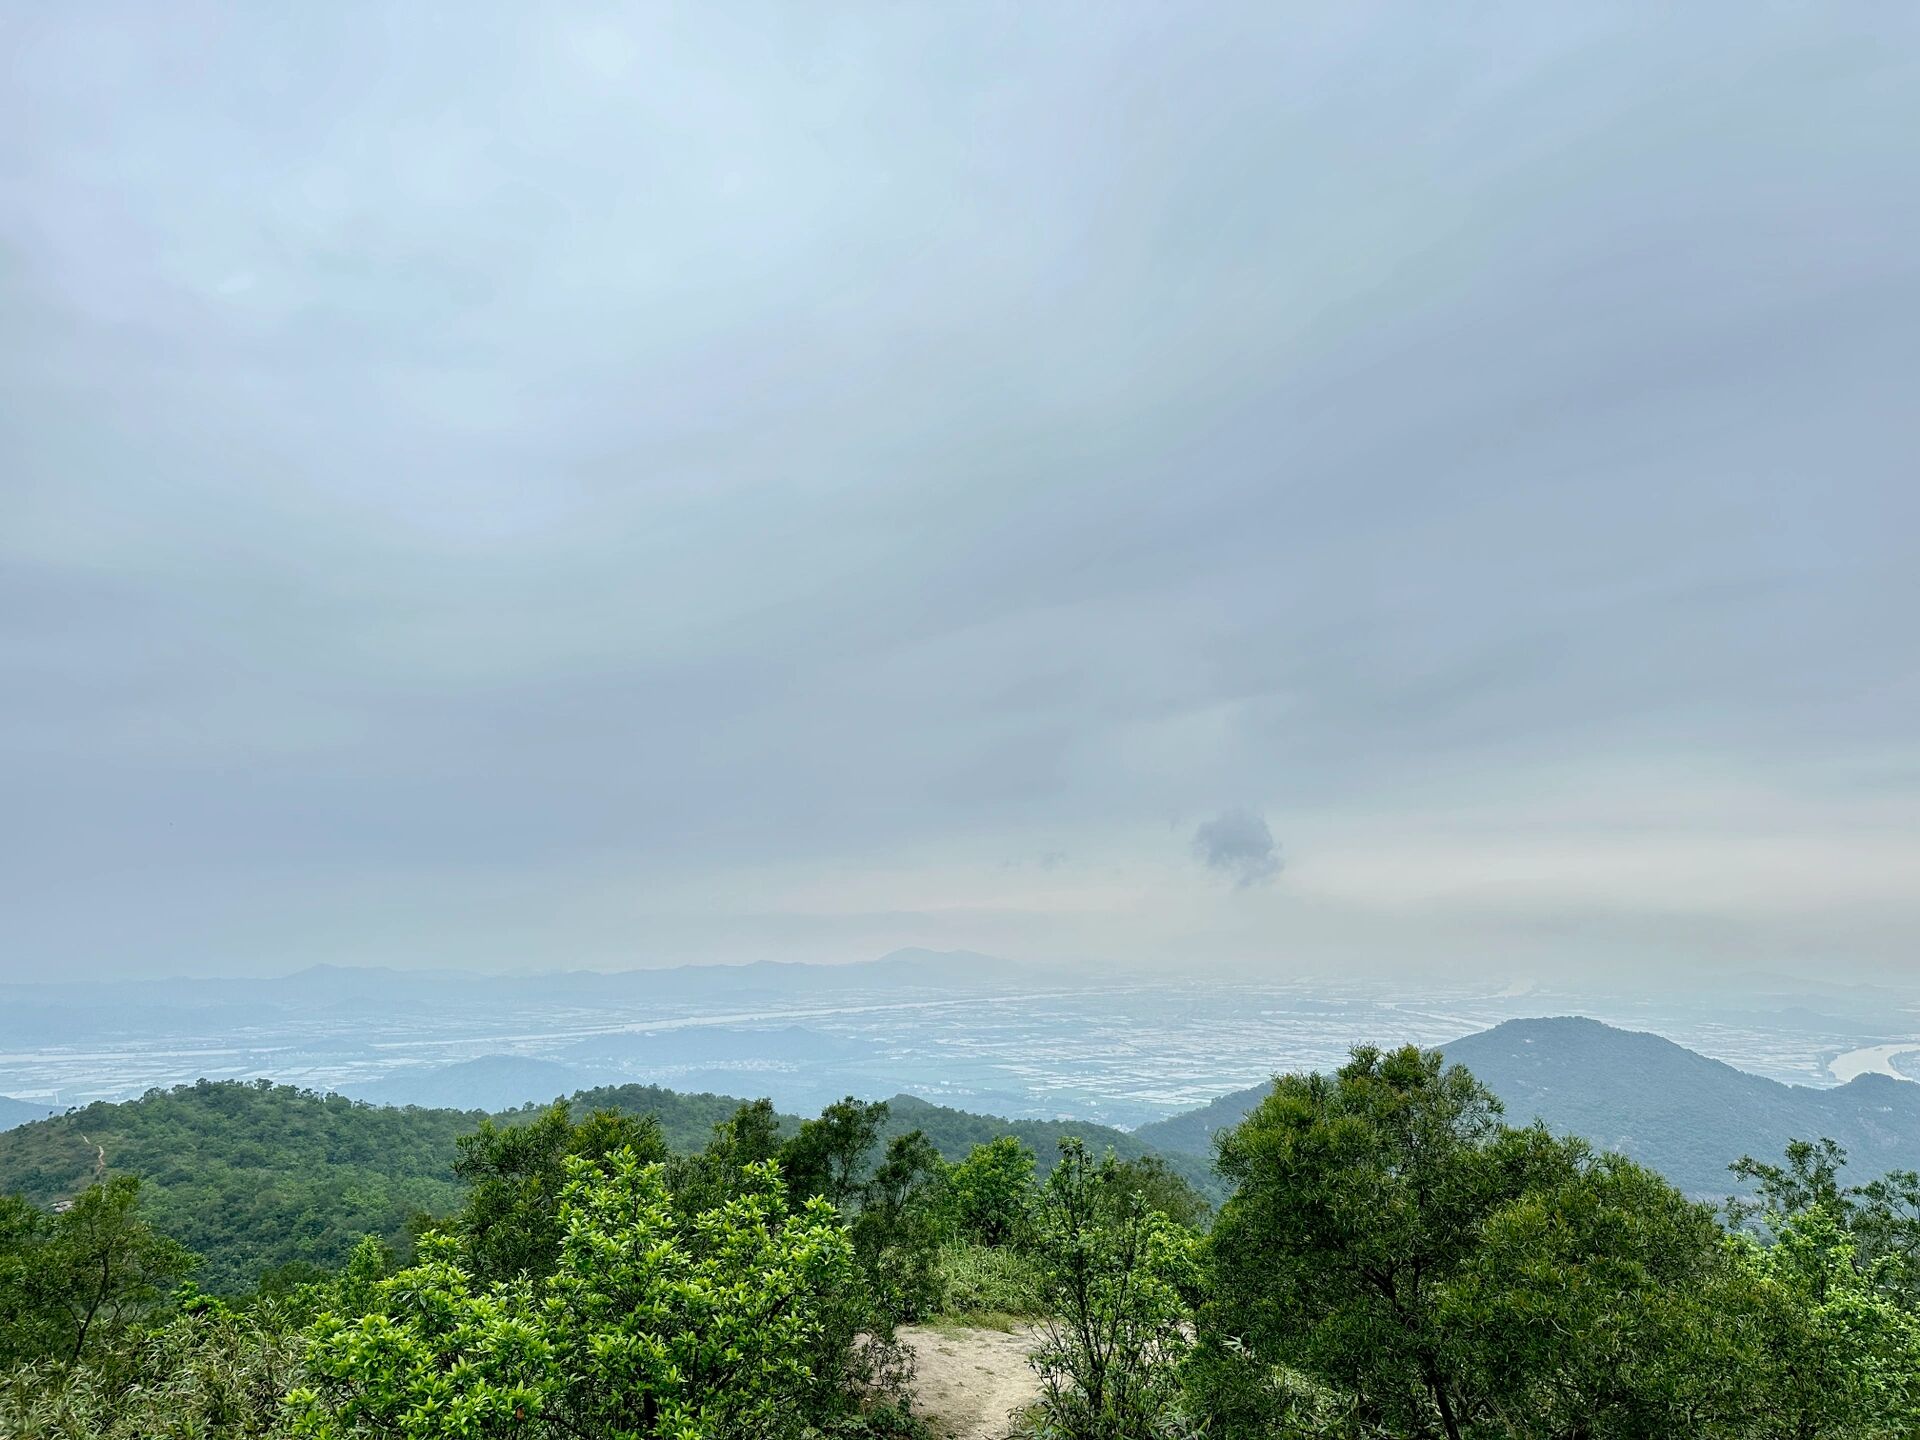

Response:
(667, 1098), (788, 1220)
(1732, 1137), (1920, 1301)
(0, 1177), (194, 1369)
(712, 1097), (784, 1168)
(1852, 1168), (1920, 1297)
(1730, 1137), (1855, 1230)
(780, 1097), (888, 1211)
(1202, 1045), (1511, 1440)
(1103, 1155), (1209, 1231)
(1028, 1139), (1197, 1440)
(947, 1136), (1037, 1248)
(852, 1129), (948, 1323)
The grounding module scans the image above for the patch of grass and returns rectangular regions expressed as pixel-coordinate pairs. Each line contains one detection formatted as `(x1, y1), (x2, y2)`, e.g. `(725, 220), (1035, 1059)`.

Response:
(932, 1241), (1046, 1321)
(921, 1309), (1033, 1335)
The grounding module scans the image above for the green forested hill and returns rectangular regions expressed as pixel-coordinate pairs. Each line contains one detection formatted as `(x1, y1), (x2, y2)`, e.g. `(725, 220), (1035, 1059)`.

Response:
(0, 1079), (809, 1290)
(559, 1085), (1176, 1168)
(0, 1081), (481, 1291)
(0, 1077), (1206, 1292)
(557, 1082), (799, 1150)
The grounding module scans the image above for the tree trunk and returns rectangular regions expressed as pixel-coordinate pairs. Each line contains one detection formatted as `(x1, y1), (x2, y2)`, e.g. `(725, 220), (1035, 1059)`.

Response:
(1424, 1358), (1464, 1440)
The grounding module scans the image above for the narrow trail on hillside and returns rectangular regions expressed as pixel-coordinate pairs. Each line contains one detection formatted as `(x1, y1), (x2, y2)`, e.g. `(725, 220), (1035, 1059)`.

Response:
(896, 1323), (1044, 1440)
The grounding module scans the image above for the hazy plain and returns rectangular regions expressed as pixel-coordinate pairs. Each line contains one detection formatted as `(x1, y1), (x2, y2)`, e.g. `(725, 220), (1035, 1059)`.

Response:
(3, 954), (1912, 1127)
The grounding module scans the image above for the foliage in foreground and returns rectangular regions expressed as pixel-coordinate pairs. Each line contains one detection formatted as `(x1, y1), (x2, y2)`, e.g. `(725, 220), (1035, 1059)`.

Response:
(0, 1175), (195, 1370)
(1187, 1044), (1920, 1440)
(1025, 1139), (1198, 1440)
(10, 1049), (1920, 1440)
(291, 1151), (868, 1439)
(3, 1293), (304, 1440)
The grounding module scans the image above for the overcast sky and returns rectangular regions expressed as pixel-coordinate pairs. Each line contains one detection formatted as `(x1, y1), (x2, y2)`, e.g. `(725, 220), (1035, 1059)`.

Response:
(2, 4), (1916, 984)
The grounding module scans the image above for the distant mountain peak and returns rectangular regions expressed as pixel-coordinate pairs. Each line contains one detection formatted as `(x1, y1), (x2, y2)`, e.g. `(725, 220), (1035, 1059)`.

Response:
(870, 946), (1016, 969)
(1137, 1013), (1920, 1201)
(0, 1094), (55, 1133)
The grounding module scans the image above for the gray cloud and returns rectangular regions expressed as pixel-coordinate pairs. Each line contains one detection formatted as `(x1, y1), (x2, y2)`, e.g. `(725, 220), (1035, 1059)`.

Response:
(0, 3), (1915, 979)
(1192, 809), (1283, 889)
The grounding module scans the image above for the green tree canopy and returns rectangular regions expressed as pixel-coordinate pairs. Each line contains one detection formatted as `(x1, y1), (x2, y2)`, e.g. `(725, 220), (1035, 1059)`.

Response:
(451, 1100), (666, 1285)
(1198, 1045), (1751, 1440)
(291, 1150), (862, 1440)
(0, 1177), (194, 1369)
(779, 1097), (888, 1211)
(946, 1135), (1037, 1248)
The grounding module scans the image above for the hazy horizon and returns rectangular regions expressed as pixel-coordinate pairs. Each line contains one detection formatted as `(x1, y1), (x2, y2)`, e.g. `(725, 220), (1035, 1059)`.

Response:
(2, 946), (1915, 1002)
(4, 4), (1916, 985)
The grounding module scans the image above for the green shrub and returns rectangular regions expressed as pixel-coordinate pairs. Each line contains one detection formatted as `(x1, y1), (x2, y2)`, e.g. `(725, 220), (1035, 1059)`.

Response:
(1027, 1140), (1196, 1440)
(290, 1152), (869, 1439)
(1, 1292), (304, 1439)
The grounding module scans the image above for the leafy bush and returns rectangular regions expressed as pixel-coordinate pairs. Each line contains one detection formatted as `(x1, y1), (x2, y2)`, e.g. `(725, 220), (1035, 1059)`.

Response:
(1, 1292), (304, 1440)
(290, 1151), (870, 1439)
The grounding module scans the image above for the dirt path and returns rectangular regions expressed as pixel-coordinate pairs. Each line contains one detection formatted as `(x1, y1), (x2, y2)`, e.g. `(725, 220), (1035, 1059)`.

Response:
(896, 1322), (1044, 1440)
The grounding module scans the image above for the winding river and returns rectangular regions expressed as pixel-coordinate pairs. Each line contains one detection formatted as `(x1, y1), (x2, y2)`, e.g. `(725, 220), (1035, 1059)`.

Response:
(1829, 1043), (1920, 1084)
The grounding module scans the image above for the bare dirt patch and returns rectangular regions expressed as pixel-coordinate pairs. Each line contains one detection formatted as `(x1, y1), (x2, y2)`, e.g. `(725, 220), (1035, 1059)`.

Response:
(896, 1322), (1044, 1440)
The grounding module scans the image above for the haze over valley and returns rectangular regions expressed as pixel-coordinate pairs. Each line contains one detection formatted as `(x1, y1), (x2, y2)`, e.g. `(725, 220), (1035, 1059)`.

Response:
(5, 950), (1917, 1133)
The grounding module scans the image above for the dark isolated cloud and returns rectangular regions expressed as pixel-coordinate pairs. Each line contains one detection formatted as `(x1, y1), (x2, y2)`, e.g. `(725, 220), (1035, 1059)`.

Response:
(0, 3), (1915, 978)
(1192, 810), (1282, 889)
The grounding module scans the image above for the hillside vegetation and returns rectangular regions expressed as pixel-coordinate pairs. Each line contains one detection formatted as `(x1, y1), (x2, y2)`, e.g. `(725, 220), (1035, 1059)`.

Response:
(8, 1041), (1920, 1439)
(0, 1081), (480, 1291)
(0, 1076), (1202, 1293)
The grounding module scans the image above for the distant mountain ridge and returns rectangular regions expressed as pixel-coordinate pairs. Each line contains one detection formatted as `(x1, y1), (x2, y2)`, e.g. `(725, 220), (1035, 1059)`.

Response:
(0, 949), (1063, 1051)
(0, 948), (1054, 1010)
(1134, 1016), (1920, 1198)
(340, 1056), (618, 1112)
(337, 1041), (892, 1114)
(0, 1095), (52, 1132)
